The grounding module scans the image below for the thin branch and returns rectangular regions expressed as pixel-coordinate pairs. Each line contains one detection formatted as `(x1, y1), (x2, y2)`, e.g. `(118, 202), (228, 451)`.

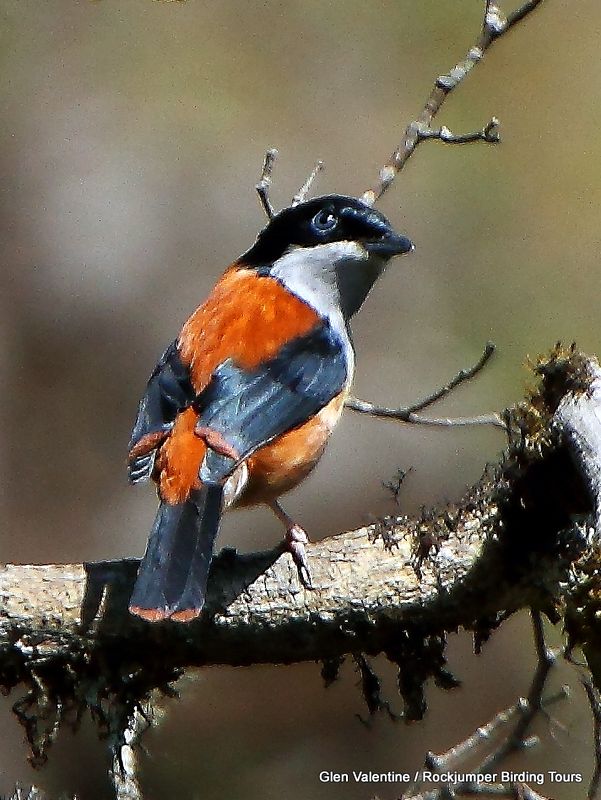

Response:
(362, 0), (544, 205)
(424, 699), (531, 775)
(417, 117), (500, 145)
(345, 342), (506, 429)
(110, 705), (149, 800)
(474, 610), (557, 777)
(453, 785), (552, 800)
(581, 676), (601, 800)
(512, 785), (552, 800)
(292, 159), (324, 206)
(406, 691), (566, 799)
(346, 401), (505, 428)
(452, 785), (550, 799)
(505, 0), (545, 27)
(404, 610), (562, 800)
(256, 148), (278, 219)
(400, 342), (497, 413)
(3, 788), (59, 800)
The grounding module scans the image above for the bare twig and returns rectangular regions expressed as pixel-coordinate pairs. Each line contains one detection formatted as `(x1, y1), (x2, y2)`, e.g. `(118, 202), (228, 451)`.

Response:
(362, 0), (544, 205)
(3, 788), (60, 800)
(292, 159), (324, 206)
(474, 611), (558, 777)
(256, 148), (278, 219)
(405, 688), (566, 799)
(347, 408), (506, 429)
(345, 342), (506, 429)
(404, 610), (563, 800)
(417, 117), (500, 145)
(581, 676), (601, 800)
(512, 785), (552, 800)
(425, 697), (545, 775)
(397, 342), (497, 413)
(451, 785), (550, 799)
(110, 705), (150, 800)
(451, 785), (551, 800)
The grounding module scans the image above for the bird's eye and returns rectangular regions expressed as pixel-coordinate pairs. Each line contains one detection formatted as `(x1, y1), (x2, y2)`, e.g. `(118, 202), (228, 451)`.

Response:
(312, 209), (338, 232)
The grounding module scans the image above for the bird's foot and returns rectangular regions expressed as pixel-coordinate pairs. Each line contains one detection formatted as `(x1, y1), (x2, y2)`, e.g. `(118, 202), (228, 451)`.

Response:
(285, 524), (313, 589)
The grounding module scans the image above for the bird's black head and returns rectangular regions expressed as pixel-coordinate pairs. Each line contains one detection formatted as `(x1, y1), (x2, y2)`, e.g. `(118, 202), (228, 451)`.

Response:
(242, 195), (413, 267)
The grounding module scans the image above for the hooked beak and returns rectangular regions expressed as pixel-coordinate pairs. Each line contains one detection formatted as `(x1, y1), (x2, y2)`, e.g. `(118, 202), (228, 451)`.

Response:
(364, 232), (414, 257)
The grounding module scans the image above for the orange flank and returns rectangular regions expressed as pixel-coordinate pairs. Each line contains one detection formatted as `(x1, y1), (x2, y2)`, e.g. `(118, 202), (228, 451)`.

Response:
(241, 391), (347, 506)
(157, 408), (206, 504)
(178, 266), (320, 393)
(155, 265), (324, 505)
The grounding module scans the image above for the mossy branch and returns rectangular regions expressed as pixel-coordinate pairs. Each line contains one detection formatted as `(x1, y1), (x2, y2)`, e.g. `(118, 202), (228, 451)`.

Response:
(2, 346), (601, 777)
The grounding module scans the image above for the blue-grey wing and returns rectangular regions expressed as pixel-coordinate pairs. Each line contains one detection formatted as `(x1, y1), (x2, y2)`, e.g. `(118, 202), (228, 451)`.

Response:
(196, 322), (348, 484)
(128, 341), (195, 483)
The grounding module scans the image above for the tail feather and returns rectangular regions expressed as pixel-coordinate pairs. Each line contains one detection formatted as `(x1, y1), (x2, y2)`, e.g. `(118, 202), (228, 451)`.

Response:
(129, 485), (223, 622)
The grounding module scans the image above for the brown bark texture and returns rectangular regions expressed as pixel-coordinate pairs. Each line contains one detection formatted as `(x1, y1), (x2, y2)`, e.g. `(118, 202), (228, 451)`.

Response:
(2, 346), (601, 765)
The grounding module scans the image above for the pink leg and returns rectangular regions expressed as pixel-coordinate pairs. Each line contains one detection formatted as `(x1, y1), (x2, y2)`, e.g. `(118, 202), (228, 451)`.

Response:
(268, 500), (313, 588)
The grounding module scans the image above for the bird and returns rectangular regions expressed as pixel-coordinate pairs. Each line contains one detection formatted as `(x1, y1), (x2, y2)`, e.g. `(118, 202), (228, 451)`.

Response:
(127, 194), (413, 622)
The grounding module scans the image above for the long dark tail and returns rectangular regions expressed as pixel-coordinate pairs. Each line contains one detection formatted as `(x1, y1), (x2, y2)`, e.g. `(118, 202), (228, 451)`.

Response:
(129, 485), (223, 623)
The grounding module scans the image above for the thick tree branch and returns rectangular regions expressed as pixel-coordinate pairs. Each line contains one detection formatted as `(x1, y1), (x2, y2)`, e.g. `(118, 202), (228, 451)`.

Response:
(0, 348), (597, 667)
(2, 345), (601, 769)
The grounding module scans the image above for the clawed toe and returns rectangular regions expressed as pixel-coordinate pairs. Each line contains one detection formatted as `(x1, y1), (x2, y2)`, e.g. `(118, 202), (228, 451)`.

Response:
(285, 524), (313, 589)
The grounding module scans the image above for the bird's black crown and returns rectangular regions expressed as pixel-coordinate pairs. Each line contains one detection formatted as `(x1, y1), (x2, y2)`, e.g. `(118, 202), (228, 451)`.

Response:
(242, 195), (410, 267)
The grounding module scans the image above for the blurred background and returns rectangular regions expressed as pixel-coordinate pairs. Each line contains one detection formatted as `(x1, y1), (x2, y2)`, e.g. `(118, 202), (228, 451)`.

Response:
(1, 0), (600, 797)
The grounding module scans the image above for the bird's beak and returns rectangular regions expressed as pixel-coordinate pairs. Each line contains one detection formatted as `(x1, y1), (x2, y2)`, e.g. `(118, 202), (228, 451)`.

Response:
(364, 232), (414, 257)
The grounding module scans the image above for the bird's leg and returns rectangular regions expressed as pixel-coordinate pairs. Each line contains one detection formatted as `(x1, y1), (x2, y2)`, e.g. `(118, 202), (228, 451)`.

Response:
(268, 499), (313, 589)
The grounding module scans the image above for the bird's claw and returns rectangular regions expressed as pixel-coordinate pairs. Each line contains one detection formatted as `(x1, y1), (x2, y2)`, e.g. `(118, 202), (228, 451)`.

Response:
(285, 524), (313, 589)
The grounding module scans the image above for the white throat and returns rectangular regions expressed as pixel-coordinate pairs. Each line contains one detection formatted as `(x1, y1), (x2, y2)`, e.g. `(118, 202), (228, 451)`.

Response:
(269, 241), (369, 386)
(270, 241), (367, 320)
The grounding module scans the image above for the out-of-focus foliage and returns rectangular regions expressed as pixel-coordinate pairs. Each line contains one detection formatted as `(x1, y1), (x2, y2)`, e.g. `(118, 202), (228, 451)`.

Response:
(1, 1), (599, 797)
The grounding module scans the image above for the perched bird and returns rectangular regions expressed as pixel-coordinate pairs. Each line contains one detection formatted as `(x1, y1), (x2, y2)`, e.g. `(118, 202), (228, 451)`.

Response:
(127, 194), (413, 622)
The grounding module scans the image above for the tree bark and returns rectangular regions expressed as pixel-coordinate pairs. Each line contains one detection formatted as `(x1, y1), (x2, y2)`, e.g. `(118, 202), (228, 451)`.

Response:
(2, 346), (601, 762)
